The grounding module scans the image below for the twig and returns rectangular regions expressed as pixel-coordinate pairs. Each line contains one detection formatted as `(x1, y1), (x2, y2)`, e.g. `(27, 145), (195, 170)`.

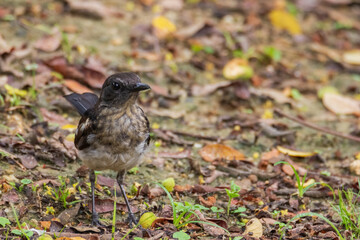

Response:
(274, 109), (360, 143)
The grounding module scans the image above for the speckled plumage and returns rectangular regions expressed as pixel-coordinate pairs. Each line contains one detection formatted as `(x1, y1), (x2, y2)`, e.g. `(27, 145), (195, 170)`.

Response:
(65, 72), (150, 227)
(76, 104), (150, 171)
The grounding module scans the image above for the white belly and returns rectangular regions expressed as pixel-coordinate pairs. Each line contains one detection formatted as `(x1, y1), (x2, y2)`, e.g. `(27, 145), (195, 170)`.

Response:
(78, 144), (145, 171)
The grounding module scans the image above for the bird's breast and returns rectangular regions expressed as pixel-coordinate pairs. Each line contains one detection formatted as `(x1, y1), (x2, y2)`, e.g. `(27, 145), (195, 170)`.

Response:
(78, 105), (149, 171)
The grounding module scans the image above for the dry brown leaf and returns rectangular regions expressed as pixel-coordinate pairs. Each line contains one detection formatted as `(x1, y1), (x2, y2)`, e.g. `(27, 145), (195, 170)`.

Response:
(244, 218), (263, 238)
(199, 144), (246, 162)
(34, 32), (61, 52)
(199, 195), (216, 207)
(322, 93), (360, 115)
(191, 81), (232, 96)
(64, 79), (92, 94)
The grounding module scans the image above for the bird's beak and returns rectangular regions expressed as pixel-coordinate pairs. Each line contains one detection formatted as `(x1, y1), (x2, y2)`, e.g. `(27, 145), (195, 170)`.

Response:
(131, 83), (151, 92)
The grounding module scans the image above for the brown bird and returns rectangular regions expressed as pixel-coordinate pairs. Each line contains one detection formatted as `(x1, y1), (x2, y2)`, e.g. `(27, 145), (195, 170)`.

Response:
(65, 72), (150, 226)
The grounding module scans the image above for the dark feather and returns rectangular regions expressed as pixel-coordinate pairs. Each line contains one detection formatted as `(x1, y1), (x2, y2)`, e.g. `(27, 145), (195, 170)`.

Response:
(64, 93), (98, 116)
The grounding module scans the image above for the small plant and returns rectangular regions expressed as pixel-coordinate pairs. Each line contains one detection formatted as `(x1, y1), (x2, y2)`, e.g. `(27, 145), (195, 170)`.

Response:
(274, 161), (334, 199)
(210, 206), (224, 218)
(45, 176), (81, 208)
(279, 212), (344, 240)
(11, 204), (33, 239)
(332, 184), (360, 238)
(61, 32), (73, 63)
(0, 217), (11, 239)
(233, 206), (247, 217)
(157, 183), (230, 235)
(225, 181), (241, 215)
(9, 179), (32, 192)
(24, 63), (38, 101)
(275, 221), (291, 234)
(263, 46), (282, 62)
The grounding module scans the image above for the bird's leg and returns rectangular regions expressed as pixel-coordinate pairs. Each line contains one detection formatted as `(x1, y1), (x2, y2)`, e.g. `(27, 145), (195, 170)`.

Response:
(117, 170), (137, 226)
(90, 170), (104, 226)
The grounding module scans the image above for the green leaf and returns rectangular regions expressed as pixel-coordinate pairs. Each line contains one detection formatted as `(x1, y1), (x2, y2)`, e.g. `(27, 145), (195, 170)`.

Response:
(211, 206), (224, 213)
(203, 46), (215, 54)
(21, 179), (32, 185)
(0, 217), (10, 227)
(11, 229), (23, 236)
(173, 231), (191, 240)
(230, 181), (241, 192)
(264, 46), (282, 62)
(233, 206), (247, 213)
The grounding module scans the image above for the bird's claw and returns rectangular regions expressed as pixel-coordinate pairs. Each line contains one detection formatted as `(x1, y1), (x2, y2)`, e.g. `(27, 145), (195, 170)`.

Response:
(92, 213), (106, 227)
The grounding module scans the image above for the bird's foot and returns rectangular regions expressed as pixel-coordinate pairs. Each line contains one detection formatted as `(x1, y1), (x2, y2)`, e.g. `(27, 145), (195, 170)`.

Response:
(126, 212), (138, 227)
(92, 212), (106, 227)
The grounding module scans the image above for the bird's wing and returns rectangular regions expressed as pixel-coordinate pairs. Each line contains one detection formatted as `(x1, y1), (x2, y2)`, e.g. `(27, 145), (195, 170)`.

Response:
(64, 93), (99, 117)
(74, 115), (94, 150)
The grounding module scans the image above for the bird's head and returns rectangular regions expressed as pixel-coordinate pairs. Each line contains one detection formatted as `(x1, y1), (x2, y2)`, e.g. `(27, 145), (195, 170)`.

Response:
(99, 72), (150, 107)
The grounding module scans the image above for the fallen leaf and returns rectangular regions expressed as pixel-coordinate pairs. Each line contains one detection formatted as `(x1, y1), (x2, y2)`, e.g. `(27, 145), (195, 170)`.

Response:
(191, 81), (232, 96)
(57, 204), (80, 225)
(343, 50), (360, 65)
(4, 84), (27, 97)
(244, 218), (263, 238)
(199, 195), (216, 207)
(277, 146), (315, 157)
(90, 198), (138, 213)
(152, 16), (176, 38)
(350, 160), (360, 175)
(64, 79), (92, 94)
(194, 210), (227, 236)
(199, 144), (246, 162)
(269, 9), (302, 35)
(19, 155), (38, 169)
(40, 108), (69, 126)
(223, 58), (253, 80)
(295, 178), (315, 188)
(322, 93), (360, 115)
(34, 32), (61, 52)
(44, 56), (84, 80)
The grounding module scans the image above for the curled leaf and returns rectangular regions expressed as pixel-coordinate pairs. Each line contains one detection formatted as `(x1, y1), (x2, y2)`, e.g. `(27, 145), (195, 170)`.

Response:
(199, 144), (246, 162)
(139, 212), (157, 229)
(277, 146), (315, 157)
(322, 93), (360, 115)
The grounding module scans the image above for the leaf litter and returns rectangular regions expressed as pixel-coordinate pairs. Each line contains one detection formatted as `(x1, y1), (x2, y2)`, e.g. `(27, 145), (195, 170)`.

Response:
(0, 0), (360, 239)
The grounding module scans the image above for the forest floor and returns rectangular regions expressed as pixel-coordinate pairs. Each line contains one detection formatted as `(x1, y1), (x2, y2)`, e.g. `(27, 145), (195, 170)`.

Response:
(0, 0), (360, 239)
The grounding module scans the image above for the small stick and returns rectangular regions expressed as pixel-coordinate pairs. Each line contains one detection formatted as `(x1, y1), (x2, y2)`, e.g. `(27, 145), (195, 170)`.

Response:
(274, 109), (360, 143)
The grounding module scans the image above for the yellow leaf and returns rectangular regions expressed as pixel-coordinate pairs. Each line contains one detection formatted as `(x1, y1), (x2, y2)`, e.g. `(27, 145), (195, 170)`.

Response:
(261, 109), (273, 119)
(65, 133), (75, 142)
(4, 84), (27, 97)
(162, 177), (175, 192)
(152, 16), (176, 37)
(139, 212), (157, 229)
(296, 178), (315, 188)
(269, 9), (302, 35)
(223, 58), (253, 80)
(61, 124), (77, 130)
(277, 146), (315, 157)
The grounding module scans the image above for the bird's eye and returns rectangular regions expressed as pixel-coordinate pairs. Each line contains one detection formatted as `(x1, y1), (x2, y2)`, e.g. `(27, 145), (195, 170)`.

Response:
(112, 81), (121, 90)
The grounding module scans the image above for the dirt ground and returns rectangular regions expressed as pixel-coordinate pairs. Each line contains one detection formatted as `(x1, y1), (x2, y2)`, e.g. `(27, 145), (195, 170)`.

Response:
(0, 0), (360, 239)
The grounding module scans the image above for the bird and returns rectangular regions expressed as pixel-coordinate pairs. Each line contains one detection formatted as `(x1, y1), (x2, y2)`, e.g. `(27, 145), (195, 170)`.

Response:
(64, 72), (150, 226)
